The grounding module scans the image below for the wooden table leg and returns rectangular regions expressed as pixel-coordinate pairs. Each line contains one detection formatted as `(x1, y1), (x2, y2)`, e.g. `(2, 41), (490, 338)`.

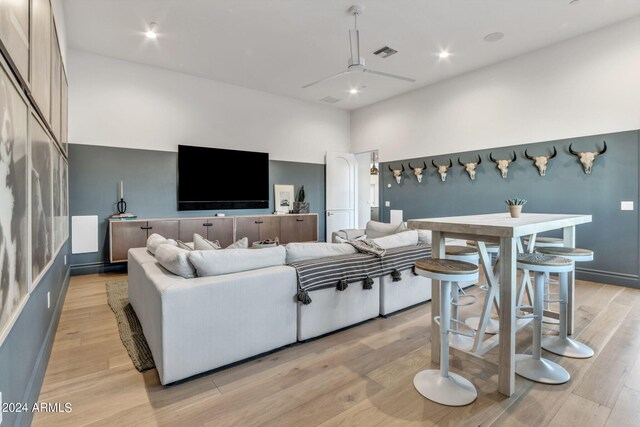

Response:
(430, 231), (445, 364)
(498, 236), (516, 397)
(563, 226), (576, 335)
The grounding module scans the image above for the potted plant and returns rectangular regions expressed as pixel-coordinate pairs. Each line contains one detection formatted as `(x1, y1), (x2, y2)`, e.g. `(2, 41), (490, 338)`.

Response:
(292, 186), (310, 214)
(505, 198), (527, 218)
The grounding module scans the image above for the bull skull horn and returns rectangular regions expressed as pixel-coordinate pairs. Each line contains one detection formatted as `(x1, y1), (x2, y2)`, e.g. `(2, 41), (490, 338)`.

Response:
(489, 152), (496, 163)
(511, 151), (517, 162)
(388, 165), (394, 172)
(401, 163), (405, 172)
(408, 162), (415, 169)
(568, 144), (579, 156)
(422, 161), (427, 169)
(549, 146), (557, 159)
(476, 154), (481, 165)
(432, 159), (438, 168)
(598, 141), (607, 155)
(524, 149), (534, 160)
(447, 159), (452, 168)
(457, 157), (465, 167)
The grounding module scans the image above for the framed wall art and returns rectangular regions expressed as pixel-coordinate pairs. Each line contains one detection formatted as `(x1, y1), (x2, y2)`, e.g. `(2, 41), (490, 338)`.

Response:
(274, 184), (294, 214)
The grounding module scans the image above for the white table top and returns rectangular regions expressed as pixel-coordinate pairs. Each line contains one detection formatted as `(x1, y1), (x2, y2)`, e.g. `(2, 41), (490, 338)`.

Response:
(407, 212), (592, 238)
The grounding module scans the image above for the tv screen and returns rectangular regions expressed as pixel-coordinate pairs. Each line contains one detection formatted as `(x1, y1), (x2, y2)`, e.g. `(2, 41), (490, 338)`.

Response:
(177, 145), (269, 210)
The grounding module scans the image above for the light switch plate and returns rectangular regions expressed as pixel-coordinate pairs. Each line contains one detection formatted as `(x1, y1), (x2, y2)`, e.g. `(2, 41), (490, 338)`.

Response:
(385, 201), (390, 207)
(47, 292), (51, 309)
(621, 201), (634, 211)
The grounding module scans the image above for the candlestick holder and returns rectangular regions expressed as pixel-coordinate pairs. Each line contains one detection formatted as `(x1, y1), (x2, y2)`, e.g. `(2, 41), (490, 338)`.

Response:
(117, 198), (127, 215)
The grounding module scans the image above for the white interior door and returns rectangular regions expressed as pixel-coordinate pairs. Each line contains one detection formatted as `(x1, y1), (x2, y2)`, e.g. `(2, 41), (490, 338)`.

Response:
(355, 152), (373, 228)
(326, 151), (356, 241)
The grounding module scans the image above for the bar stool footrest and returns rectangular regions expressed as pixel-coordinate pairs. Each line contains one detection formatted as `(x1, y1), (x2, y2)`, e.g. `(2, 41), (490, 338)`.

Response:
(516, 305), (538, 319)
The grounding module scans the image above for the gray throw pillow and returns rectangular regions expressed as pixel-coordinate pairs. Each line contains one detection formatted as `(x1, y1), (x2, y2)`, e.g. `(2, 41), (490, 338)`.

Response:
(146, 233), (178, 255)
(155, 245), (197, 278)
(226, 237), (249, 249)
(365, 221), (407, 239)
(176, 240), (193, 251)
(193, 233), (221, 250)
(371, 230), (419, 249)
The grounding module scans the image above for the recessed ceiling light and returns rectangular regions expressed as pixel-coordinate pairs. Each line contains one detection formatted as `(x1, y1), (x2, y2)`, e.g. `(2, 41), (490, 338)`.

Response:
(145, 22), (158, 39)
(349, 88), (359, 94)
(484, 32), (504, 42)
(438, 50), (450, 59)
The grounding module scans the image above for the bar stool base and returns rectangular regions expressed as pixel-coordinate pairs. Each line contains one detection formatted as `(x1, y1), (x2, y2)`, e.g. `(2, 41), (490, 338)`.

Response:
(542, 317), (560, 325)
(515, 355), (570, 384)
(449, 334), (475, 352)
(541, 336), (594, 359)
(413, 370), (477, 406)
(465, 316), (499, 334)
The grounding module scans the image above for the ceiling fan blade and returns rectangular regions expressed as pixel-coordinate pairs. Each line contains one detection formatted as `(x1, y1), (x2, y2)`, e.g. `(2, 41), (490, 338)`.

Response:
(363, 68), (416, 83)
(349, 29), (360, 64)
(302, 70), (350, 89)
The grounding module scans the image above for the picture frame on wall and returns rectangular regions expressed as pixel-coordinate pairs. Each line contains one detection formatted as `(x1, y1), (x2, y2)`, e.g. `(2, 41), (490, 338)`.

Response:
(0, 57), (30, 343)
(274, 184), (294, 214)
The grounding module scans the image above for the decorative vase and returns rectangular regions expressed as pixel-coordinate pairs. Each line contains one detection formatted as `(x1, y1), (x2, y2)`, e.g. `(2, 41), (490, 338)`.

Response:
(292, 201), (310, 214)
(509, 205), (523, 218)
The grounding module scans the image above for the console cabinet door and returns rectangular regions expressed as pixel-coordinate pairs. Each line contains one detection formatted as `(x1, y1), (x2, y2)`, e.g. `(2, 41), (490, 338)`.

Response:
(179, 219), (208, 242)
(208, 217), (234, 247)
(148, 220), (179, 240)
(235, 217), (260, 245)
(298, 215), (318, 242)
(279, 216), (299, 244)
(259, 216), (281, 242)
(111, 221), (147, 262)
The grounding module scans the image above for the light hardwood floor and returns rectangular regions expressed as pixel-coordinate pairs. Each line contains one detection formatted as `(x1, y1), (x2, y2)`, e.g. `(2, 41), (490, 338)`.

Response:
(34, 273), (640, 427)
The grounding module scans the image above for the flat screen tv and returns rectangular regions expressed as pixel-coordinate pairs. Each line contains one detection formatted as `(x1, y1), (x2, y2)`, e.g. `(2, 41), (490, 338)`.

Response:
(178, 145), (269, 210)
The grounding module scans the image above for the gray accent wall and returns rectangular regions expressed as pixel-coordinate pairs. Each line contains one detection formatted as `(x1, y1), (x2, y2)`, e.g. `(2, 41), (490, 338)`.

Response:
(0, 244), (70, 427)
(380, 130), (640, 288)
(69, 144), (326, 273)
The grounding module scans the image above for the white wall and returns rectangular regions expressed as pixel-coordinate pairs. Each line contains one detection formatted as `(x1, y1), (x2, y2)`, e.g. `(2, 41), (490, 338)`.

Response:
(67, 50), (350, 164)
(351, 17), (640, 162)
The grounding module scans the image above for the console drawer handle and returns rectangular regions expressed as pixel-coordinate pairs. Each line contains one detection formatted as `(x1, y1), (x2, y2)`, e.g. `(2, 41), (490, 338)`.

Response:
(255, 220), (264, 224)
(296, 219), (304, 222)
(203, 223), (213, 227)
(140, 226), (152, 230)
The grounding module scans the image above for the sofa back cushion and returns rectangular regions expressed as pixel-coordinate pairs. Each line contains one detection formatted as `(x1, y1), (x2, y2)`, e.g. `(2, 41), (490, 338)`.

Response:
(226, 237), (249, 249)
(285, 242), (358, 264)
(189, 246), (286, 277)
(155, 245), (197, 278)
(365, 221), (406, 239)
(147, 233), (178, 255)
(371, 230), (419, 249)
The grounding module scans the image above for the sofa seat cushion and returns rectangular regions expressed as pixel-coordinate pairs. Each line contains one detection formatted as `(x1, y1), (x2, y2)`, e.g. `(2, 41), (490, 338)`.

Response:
(189, 246), (286, 277)
(285, 242), (358, 264)
(371, 230), (419, 249)
(365, 221), (406, 239)
(155, 245), (197, 278)
(147, 233), (178, 255)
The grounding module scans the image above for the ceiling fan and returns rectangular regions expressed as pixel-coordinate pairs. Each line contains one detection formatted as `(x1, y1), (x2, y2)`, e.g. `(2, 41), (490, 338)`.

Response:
(302, 5), (416, 89)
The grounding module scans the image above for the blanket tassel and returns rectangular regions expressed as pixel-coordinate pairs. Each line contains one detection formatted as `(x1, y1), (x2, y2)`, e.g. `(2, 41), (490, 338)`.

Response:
(411, 266), (419, 276)
(296, 290), (312, 305)
(336, 279), (349, 291)
(362, 276), (374, 290)
(391, 269), (402, 282)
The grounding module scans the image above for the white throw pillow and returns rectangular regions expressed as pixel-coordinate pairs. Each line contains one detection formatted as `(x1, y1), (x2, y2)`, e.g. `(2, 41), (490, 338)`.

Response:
(189, 246), (286, 277)
(365, 221), (407, 239)
(285, 242), (358, 264)
(371, 230), (419, 249)
(155, 245), (197, 278)
(226, 237), (249, 249)
(193, 233), (220, 250)
(146, 233), (178, 255)
(416, 229), (432, 245)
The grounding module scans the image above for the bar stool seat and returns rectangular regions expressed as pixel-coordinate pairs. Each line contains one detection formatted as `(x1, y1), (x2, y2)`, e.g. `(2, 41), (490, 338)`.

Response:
(466, 240), (500, 253)
(523, 236), (564, 248)
(414, 259), (479, 406)
(445, 245), (479, 256)
(535, 247), (594, 359)
(515, 254), (572, 385)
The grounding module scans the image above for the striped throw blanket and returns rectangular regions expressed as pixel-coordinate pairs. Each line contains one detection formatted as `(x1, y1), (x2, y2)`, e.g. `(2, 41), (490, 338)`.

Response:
(291, 244), (432, 304)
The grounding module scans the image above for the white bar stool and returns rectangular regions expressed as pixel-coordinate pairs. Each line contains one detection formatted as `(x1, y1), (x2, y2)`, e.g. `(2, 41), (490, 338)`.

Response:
(414, 258), (479, 406)
(523, 236), (564, 325)
(445, 245), (480, 351)
(516, 254), (572, 384)
(464, 240), (501, 334)
(536, 246), (595, 359)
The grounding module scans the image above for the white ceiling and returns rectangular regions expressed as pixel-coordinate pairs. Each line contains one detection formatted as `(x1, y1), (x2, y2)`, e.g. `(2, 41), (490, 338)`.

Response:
(62, 0), (640, 110)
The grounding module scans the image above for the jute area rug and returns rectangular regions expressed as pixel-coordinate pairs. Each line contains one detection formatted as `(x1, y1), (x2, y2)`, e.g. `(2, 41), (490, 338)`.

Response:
(106, 280), (156, 372)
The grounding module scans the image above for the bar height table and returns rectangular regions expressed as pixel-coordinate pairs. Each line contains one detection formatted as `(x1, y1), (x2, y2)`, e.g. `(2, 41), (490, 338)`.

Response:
(407, 213), (592, 396)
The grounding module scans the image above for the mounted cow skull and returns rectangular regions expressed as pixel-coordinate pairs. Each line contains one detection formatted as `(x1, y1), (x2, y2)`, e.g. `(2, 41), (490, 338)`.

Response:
(388, 164), (405, 184)
(525, 146), (557, 177)
(408, 161), (427, 183)
(489, 151), (517, 179)
(457, 155), (482, 181)
(432, 159), (453, 182)
(569, 141), (607, 174)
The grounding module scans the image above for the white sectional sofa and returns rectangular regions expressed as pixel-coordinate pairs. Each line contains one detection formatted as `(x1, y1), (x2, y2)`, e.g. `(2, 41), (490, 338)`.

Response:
(127, 223), (444, 384)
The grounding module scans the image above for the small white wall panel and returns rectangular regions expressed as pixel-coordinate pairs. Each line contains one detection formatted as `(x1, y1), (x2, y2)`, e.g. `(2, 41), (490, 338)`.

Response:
(72, 215), (98, 254)
(390, 210), (403, 225)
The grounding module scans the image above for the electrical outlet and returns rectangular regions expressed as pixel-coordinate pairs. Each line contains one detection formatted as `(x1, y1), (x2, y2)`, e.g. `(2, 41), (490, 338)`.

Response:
(621, 201), (634, 211)
(385, 201), (391, 207)
(47, 292), (51, 309)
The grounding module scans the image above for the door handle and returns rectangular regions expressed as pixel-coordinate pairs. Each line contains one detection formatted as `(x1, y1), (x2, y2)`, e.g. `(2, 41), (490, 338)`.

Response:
(327, 212), (333, 217)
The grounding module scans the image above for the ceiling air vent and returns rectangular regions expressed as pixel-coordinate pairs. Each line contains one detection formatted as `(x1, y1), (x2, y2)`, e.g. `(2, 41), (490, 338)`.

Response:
(373, 46), (398, 58)
(320, 96), (341, 104)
